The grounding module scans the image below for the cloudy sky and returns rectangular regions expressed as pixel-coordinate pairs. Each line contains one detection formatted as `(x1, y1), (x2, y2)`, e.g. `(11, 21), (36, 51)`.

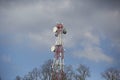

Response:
(0, 0), (120, 80)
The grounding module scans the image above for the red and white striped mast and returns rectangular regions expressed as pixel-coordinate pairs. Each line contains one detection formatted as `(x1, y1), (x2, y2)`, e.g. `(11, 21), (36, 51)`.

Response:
(51, 23), (67, 80)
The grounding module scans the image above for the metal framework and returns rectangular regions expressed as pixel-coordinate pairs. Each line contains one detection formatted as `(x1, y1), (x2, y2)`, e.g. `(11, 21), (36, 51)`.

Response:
(51, 23), (67, 80)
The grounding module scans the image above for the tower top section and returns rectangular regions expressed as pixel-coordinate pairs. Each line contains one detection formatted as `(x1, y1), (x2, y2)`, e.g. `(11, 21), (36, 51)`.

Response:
(53, 23), (67, 37)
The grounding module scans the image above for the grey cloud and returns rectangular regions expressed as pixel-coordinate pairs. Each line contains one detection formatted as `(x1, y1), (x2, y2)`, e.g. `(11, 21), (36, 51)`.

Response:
(73, 45), (113, 63)
(92, 0), (120, 10)
(0, 0), (72, 34)
(72, 0), (120, 9)
(69, 0), (120, 47)
(0, 0), (120, 45)
(0, 0), (39, 6)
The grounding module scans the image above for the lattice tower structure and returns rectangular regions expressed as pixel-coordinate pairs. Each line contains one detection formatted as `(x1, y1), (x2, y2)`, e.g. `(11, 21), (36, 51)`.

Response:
(51, 23), (67, 80)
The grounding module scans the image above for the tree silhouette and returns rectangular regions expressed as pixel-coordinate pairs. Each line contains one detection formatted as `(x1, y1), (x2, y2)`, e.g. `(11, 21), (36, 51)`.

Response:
(64, 65), (74, 80)
(15, 59), (90, 80)
(22, 59), (52, 80)
(102, 68), (120, 80)
(74, 64), (90, 80)
(40, 59), (52, 80)
(15, 75), (21, 80)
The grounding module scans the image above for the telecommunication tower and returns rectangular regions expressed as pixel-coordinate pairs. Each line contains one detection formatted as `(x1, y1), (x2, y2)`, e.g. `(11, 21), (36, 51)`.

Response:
(51, 23), (67, 80)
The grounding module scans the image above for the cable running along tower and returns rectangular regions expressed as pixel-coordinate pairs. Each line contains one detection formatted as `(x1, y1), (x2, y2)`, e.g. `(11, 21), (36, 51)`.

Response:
(51, 23), (67, 80)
